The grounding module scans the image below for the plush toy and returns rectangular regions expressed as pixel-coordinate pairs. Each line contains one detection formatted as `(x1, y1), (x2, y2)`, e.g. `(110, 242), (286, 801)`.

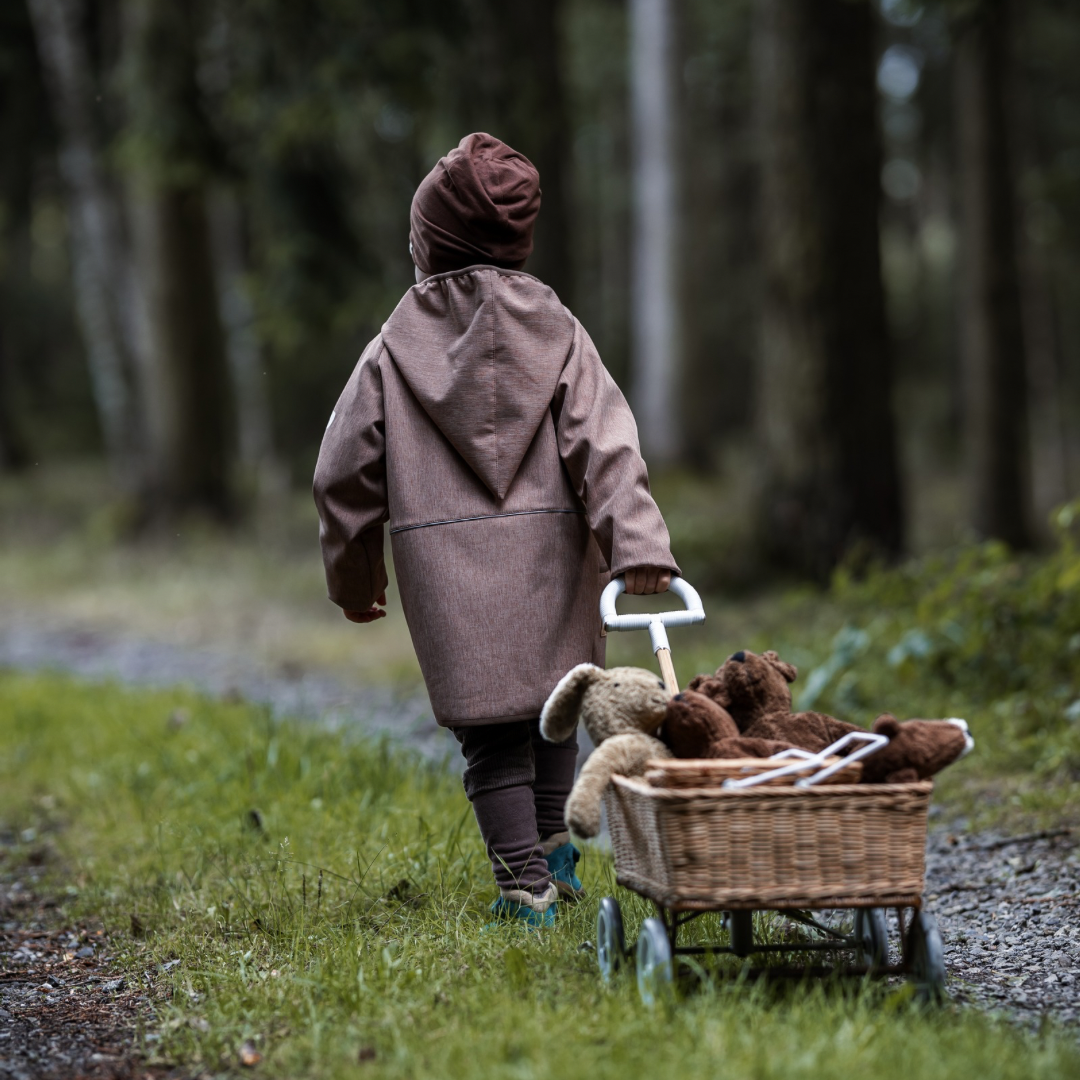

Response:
(689, 649), (860, 747)
(662, 690), (794, 760)
(859, 714), (974, 783)
(683, 649), (975, 783)
(689, 649), (798, 731)
(540, 664), (672, 838)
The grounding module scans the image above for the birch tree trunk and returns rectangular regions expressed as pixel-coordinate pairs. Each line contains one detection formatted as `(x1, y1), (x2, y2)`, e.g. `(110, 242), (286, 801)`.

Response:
(629, 0), (680, 464)
(954, 0), (1032, 548)
(26, 0), (143, 484)
(754, 0), (903, 577)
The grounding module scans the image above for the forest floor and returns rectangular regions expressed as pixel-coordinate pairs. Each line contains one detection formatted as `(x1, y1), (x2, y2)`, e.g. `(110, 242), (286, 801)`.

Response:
(1, 464), (1079, 1077)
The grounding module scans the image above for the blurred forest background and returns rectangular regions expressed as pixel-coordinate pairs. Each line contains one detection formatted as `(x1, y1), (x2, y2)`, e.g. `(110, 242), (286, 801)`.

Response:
(1, 0), (1078, 586)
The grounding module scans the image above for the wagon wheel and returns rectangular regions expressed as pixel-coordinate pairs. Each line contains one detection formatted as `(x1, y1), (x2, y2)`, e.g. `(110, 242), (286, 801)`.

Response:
(596, 897), (626, 983)
(636, 917), (674, 1006)
(907, 911), (947, 1003)
(853, 907), (889, 972)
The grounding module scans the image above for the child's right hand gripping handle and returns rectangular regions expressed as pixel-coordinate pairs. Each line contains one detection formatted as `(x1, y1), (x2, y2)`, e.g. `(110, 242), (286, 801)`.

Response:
(599, 575), (706, 695)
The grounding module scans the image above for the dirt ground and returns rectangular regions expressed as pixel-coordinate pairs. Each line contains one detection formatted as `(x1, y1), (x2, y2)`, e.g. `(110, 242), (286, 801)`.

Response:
(0, 838), (189, 1080)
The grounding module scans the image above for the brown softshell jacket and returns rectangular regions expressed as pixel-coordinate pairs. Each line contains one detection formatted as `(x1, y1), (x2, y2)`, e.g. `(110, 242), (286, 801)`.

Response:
(314, 265), (678, 727)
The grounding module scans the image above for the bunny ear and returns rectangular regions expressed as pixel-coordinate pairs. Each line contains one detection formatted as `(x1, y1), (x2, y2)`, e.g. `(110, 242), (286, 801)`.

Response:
(762, 650), (798, 683)
(540, 664), (602, 743)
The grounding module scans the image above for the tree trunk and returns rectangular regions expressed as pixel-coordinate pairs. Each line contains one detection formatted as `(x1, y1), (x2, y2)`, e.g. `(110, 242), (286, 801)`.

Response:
(26, 0), (143, 484)
(128, 187), (233, 516)
(629, 0), (680, 464)
(466, 1), (573, 306)
(0, 322), (29, 471)
(754, 0), (903, 578)
(1010, 2), (1070, 531)
(208, 188), (282, 496)
(954, 0), (1032, 548)
(122, 0), (234, 519)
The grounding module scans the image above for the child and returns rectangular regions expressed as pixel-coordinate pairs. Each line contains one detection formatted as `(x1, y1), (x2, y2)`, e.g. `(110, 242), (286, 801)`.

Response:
(314, 133), (678, 927)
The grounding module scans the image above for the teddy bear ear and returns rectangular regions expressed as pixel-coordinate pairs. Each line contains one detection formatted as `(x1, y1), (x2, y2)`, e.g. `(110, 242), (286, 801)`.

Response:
(762, 651), (798, 683)
(540, 664), (602, 743)
(872, 713), (901, 738)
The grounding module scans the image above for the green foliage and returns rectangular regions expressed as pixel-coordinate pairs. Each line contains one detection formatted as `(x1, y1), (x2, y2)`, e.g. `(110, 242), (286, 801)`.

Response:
(3, 673), (1079, 1079)
(800, 502), (1080, 779)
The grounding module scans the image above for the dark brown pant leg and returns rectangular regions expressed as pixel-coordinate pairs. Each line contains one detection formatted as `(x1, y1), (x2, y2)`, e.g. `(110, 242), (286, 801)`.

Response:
(529, 719), (578, 840)
(452, 722), (550, 893)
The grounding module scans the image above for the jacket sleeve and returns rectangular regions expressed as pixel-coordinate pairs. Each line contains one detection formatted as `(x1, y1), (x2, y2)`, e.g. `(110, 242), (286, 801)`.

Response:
(313, 337), (389, 610)
(551, 319), (680, 577)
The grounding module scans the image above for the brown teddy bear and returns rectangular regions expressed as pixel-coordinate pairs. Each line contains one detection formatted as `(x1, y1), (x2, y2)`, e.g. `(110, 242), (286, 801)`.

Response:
(859, 714), (973, 783)
(661, 690), (794, 760)
(691, 649), (860, 748)
(540, 664), (672, 838)
(688, 649), (797, 731)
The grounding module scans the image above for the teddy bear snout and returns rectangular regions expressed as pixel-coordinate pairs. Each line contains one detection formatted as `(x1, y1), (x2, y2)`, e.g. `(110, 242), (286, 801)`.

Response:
(946, 717), (975, 757)
(731, 651), (746, 663)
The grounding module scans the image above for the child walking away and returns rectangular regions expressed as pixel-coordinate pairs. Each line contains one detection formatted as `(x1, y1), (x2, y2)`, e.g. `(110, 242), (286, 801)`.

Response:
(314, 133), (678, 928)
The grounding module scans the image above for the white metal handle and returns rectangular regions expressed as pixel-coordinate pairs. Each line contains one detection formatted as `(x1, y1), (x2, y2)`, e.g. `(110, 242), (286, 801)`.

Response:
(599, 574), (706, 654)
(720, 730), (888, 790)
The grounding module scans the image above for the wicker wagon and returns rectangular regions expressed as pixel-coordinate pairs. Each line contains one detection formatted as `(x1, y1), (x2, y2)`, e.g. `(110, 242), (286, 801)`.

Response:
(594, 576), (947, 1004)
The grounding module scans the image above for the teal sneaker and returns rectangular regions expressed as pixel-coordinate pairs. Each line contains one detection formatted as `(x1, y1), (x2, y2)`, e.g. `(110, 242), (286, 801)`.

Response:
(544, 833), (585, 901)
(487, 882), (558, 930)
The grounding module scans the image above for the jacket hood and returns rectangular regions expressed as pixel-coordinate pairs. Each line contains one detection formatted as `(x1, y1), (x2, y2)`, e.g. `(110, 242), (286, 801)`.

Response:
(381, 267), (575, 499)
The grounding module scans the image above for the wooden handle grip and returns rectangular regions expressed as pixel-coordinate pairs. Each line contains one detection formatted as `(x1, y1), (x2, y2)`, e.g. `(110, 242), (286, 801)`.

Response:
(657, 647), (679, 695)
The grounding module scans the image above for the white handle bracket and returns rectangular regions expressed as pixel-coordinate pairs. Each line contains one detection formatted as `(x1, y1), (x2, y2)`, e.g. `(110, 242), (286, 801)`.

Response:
(599, 574), (706, 647)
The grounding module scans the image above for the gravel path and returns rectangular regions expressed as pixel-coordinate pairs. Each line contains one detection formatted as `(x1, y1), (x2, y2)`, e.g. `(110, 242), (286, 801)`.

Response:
(925, 818), (1079, 1027)
(0, 616), (444, 755)
(1, 616), (1077, 1030)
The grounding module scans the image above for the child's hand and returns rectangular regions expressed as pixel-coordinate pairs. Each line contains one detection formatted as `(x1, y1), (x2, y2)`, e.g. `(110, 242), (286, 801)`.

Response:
(343, 593), (387, 623)
(624, 567), (671, 595)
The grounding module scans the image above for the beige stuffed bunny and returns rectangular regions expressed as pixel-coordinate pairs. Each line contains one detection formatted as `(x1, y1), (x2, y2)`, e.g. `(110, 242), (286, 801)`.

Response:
(540, 664), (672, 838)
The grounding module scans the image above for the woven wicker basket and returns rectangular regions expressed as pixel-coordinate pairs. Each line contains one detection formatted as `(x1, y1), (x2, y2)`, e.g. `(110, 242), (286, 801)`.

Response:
(605, 775), (932, 911)
(644, 756), (863, 788)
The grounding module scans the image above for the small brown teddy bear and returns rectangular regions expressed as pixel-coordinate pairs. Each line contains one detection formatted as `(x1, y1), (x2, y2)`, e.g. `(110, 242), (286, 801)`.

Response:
(540, 664), (672, 838)
(689, 649), (797, 732)
(691, 649), (860, 748)
(661, 690), (793, 760)
(859, 714), (974, 783)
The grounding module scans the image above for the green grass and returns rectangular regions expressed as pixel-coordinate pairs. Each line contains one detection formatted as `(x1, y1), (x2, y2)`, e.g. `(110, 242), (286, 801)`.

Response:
(2, 673), (1078, 1079)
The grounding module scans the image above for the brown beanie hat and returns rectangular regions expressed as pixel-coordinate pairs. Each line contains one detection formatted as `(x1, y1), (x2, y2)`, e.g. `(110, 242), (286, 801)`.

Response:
(409, 133), (541, 276)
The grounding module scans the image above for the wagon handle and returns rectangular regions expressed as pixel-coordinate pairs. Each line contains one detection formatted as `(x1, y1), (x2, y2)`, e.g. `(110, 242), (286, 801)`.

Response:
(721, 731), (889, 789)
(599, 574), (705, 694)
